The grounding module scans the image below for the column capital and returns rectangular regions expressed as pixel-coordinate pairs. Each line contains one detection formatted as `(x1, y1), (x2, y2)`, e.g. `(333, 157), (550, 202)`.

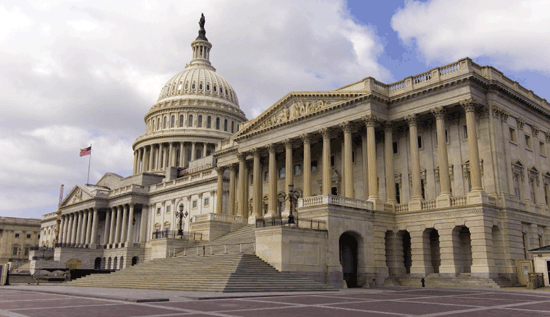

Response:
(516, 117), (525, 130)
(283, 138), (293, 149)
(532, 124), (541, 136)
(404, 114), (418, 127)
(339, 121), (352, 133)
(251, 147), (260, 156)
(229, 163), (237, 171)
(459, 98), (480, 112)
(382, 121), (393, 132)
(215, 166), (225, 174)
(430, 106), (446, 119)
(500, 109), (509, 122)
(319, 127), (331, 139)
(236, 152), (247, 160)
(300, 133), (310, 144)
(266, 143), (276, 153)
(362, 114), (378, 127)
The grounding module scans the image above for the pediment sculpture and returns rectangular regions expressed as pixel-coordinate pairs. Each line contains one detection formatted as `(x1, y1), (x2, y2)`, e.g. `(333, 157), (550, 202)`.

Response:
(257, 100), (330, 130)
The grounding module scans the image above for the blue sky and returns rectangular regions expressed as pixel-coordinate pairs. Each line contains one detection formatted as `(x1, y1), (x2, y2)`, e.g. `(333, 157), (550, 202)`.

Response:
(0, 0), (548, 219)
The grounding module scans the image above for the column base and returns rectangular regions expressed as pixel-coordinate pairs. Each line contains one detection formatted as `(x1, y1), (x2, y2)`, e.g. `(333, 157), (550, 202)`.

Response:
(264, 211), (278, 219)
(436, 194), (451, 208)
(467, 190), (488, 204)
(367, 198), (384, 211)
(409, 198), (423, 211)
(248, 214), (263, 225)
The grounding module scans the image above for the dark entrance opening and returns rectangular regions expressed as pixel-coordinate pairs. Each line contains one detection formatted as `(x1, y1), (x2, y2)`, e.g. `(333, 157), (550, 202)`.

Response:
(132, 256), (138, 266)
(94, 257), (101, 270)
(332, 187), (338, 195)
(340, 232), (358, 288)
(402, 231), (412, 274)
(547, 261), (550, 285)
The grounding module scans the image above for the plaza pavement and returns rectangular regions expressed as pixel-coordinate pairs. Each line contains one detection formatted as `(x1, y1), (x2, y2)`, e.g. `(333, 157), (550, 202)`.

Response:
(2, 285), (550, 316)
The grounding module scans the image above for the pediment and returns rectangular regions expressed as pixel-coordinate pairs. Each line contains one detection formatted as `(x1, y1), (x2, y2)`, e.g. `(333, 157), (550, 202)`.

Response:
(61, 185), (93, 207)
(96, 172), (123, 189)
(234, 92), (365, 139)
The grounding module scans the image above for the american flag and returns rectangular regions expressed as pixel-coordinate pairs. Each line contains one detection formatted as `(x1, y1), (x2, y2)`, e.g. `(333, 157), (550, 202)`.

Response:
(80, 146), (92, 157)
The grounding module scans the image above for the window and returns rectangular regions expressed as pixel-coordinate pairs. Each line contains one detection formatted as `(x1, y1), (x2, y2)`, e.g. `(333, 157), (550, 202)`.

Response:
(163, 116), (167, 129)
(421, 179), (426, 199)
(417, 136), (423, 149)
(279, 167), (285, 178)
(352, 150), (355, 163)
(216, 118), (220, 130)
(231, 121), (234, 133)
(192, 200), (198, 208)
(513, 174), (521, 199)
(157, 118), (160, 130)
(224, 119), (228, 131)
(264, 171), (269, 182)
(171, 115), (175, 128)
(545, 183), (549, 205)
(192, 83), (196, 89)
(525, 135), (532, 149)
(24, 247), (29, 256)
(395, 183), (400, 204)
(15, 233), (19, 238)
(530, 179), (536, 203)
(510, 127), (517, 142)
(263, 203), (268, 214)
(445, 129), (449, 143)
(220, 87), (223, 94)
(179, 115), (184, 127)
(278, 200), (284, 213)
(188, 115), (193, 127)
(198, 115), (203, 128)
(207, 84), (210, 91)
(157, 208), (161, 215)
(207, 116), (212, 128)
(294, 164), (302, 175)
(541, 142), (546, 156)
(204, 198), (209, 206)
(331, 155), (335, 167)
(196, 149), (202, 159)
(463, 125), (468, 139)
(26, 234), (31, 239)
(166, 206), (171, 213)
(214, 85), (217, 92)
(393, 141), (398, 154)
(12, 246), (18, 256)
(199, 83), (203, 90)
(178, 83), (183, 91)
(311, 161), (318, 172)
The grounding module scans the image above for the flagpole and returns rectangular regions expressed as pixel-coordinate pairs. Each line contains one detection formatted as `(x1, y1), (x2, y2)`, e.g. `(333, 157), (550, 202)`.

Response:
(87, 144), (92, 185)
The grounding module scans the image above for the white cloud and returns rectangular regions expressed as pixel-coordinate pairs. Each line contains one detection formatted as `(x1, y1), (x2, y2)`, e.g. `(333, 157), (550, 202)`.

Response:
(0, 0), (389, 218)
(391, 0), (550, 72)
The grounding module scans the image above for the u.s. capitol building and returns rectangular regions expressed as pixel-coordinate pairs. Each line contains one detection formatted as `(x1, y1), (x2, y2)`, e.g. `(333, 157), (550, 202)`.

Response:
(38, 16), (550, 289)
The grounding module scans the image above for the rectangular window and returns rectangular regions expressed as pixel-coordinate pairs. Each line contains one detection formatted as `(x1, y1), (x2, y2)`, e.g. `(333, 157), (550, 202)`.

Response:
(166, 206), (171, 213)
(463, 125), (468, 139)
(545, 184), (549, 205)
(445, 129), (449, 143)
(510, 127), (516, 142)
(15, 233), (19, 238)
(24, 247), (29, 256)
(204, 198), (209, 206)
(395, 183), (400, 204)
(392, 141), (398, 154)
(311, 161), (318, 172)
(26, 234), (31, 239)
(417, 136), (423, 149)
(352, 150), (355, 163)
(421, 179), (426, 199)
(192, 200), (197, 208)
(12, 247), (18, 256)
(530, 179), (536, 203)
(331, 155), (335, 167)
(541, 142), (546, 156)
(514, 174), (521, 199)
(525, 135), (532, 149)
(157, 208), (161, 215)
(264, 171), (269, 182)
(294, 164), (302, 175)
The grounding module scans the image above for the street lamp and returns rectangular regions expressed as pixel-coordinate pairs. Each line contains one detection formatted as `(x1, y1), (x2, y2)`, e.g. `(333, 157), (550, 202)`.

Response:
(176, 204), (188, 236)
(278, 184), (301, 224)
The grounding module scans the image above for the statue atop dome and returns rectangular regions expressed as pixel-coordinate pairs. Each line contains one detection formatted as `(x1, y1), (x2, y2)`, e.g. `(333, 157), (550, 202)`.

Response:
(196, 13), (208, 41)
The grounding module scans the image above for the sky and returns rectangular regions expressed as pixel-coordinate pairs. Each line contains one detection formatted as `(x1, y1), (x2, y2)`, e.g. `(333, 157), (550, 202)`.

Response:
(1, 0), (549, 219)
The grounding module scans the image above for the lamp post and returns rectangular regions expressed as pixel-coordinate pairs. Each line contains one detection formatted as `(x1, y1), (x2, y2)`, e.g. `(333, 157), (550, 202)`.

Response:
(176, 205), (188, 236)
(278, 184), (300, 224)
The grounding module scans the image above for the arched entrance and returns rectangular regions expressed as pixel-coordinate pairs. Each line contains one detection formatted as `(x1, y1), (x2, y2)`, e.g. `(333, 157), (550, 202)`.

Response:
(66, 259), (82, 269)
(131, 256), (139, 266)
(339, 232), (358, 288)
(107, 257), (112, 269)
(94, 257), (101, 270)
(425, 228), (440, 274)
(454, 226), (472, 273)
(113, 257), (118, 270)
(398, 230), (412, 274)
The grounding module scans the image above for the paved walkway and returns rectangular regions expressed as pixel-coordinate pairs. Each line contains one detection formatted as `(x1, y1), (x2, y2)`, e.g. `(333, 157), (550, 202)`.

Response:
(2, 285), (550, 316)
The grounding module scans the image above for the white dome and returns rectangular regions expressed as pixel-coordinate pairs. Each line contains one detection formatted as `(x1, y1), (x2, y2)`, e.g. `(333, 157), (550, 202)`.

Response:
(157, 66), (239, 106)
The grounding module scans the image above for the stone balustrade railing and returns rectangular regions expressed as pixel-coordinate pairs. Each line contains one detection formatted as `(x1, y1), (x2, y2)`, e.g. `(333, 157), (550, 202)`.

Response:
(450, 196), (467, 207)
(186, 164), (212, 175)
(421, 199), (437, 210)
(395, 203), (409, 213)
(192, 213), (243, 223)
(42, 212), (58, 220)
(152, 170), (216, 192)
(298, 195), (373, 210)
(109, 184), (147, 197)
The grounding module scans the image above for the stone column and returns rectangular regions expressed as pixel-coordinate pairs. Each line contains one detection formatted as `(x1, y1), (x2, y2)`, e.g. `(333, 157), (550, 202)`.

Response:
(410, 229), (430, 276)
(168, 143), (173, 168)
(203, 143), (207, 157)
(469, 220), (496, 276)
(121, 204), (128, 244)
(301, 134), (312, 198)
(267, 144), (277, 217)
(85, 209), (92, 245)
(461, 99), (483, 192)
(284, 139), (294, 212)
(70, 213), (77, 244)
(406, 114), (423, 210)
(432, 107), (452, 207)
(140, 205), (148, 243)
(183, 143), (189, 167)
(384, 122), (396, 203)
(90, 208), (98, 246)
(103, 209), (111, 245)
(126, 204), (135, 245)
(237, 153), (246, 217)
(149, 145), (154, 171)
(191, 142), (196, 161)
(155, 144), (161, 170)
(229, 164), (236, 215)
(361, 133), (369, 199)
(243, 162), (249, 219)
(109, 208), (116, 244)
(179, 142), (185, 167)
(115, 206), (122, 244)
(216, 167), (224, 214)
(75, 211), (83, 245)
(133, 151), (138, 174)
(252, 148), (263, 221)
(364, 115), (381, 208)
(438, 227), (459, 276)
(341, 122), (354, 198)
(321, 128), (331, 195)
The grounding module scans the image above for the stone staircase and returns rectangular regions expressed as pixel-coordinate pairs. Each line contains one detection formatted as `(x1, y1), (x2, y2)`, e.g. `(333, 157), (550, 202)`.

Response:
(67, 225), (332, 292)
(397, 273), (512, 288)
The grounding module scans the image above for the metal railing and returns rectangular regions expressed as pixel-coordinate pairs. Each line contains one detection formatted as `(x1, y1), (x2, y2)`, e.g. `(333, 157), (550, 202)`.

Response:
(173, 242), (256, 257)
(255, 217), (327, 230)
(54, 243), (89, 249)
(30, 246), (55, 251)
(151, 230), (203, 241)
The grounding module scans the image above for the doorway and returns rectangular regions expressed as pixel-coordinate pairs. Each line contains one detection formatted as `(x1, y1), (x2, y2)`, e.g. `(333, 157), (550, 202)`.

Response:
(340, 232), (358, 287)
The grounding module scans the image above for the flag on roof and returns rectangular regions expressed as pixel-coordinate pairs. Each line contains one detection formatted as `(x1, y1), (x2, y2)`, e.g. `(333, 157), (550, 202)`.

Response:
(80, 146), (92, 157)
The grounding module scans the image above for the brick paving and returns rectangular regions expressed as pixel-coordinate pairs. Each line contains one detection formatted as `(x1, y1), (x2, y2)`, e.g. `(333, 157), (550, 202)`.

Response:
(2, 286), (550, 316)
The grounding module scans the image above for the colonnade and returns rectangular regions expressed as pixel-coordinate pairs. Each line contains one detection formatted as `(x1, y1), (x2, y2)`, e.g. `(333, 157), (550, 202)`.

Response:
(215, 101), (484, 217)
(133, 141), (215, 174)
(58, 204), (148, 247)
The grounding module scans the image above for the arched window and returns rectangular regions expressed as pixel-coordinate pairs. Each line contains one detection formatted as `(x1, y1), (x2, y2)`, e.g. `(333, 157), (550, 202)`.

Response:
(207, 116), (212, 128)
(198, 115), (203, 128)
(199, 83), (203, 90)
(157, 118), (160, 130)
(231, 121), (234, 133)
(216, 118), (220, 130)
(188, 115), (193, 127)
(163, 117), (167, 129)
(214, 85), (217, 92)
(220, 87), (223, 94)
(179, 115), (184, 127)
(171, 115), (175, 128)
(192, 83), (196, 89)
(197, 149), (202, 159)
(224, 119), (228, 131)
(206, 84), (210, 91)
